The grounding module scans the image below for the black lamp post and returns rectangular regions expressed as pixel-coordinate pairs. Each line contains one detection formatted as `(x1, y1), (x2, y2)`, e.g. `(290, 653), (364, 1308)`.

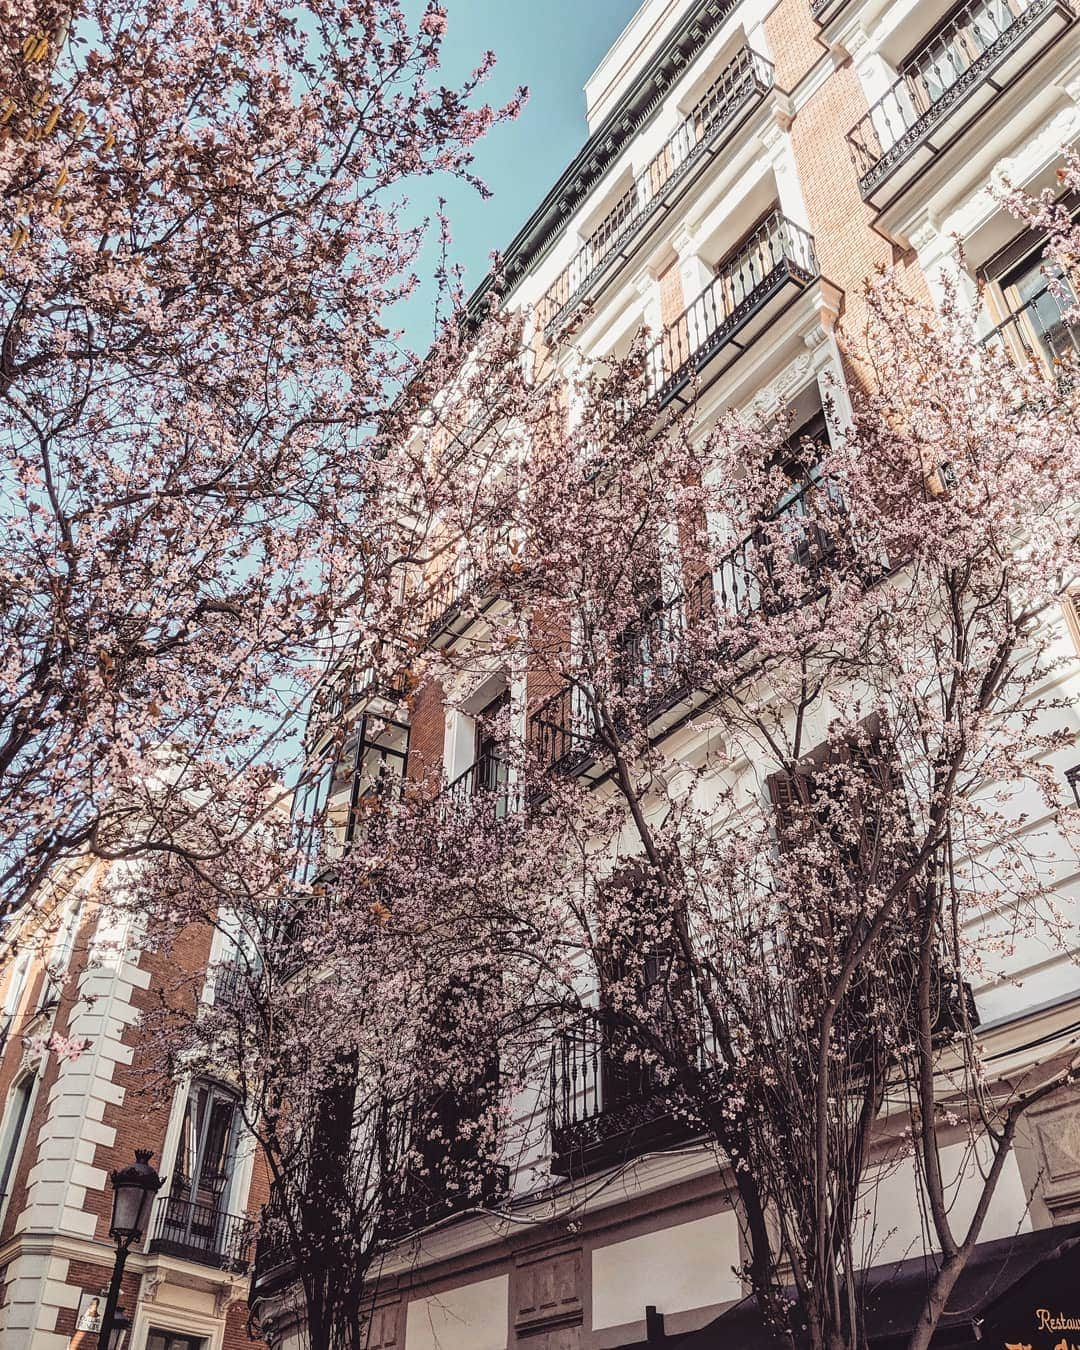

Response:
(98, 1150), (164, 1350)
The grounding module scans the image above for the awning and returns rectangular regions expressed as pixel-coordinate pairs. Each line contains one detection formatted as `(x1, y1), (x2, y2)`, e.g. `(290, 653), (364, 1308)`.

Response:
(619, 1221), (1080, 1349)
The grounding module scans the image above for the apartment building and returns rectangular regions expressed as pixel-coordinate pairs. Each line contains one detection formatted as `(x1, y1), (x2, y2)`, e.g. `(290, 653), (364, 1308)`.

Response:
(252, 0), (1080, 1347)
(0, 862), (269, 1350)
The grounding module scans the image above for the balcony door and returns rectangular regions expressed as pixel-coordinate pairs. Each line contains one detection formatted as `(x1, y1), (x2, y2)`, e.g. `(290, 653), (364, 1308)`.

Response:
(164, 1080), (241, 1254)
(474, 689), (510, 806)
(756, 409), (843, 603)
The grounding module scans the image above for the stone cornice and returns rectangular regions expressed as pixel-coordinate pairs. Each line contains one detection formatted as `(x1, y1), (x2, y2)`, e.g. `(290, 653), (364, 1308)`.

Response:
(465, 0), (734, 324)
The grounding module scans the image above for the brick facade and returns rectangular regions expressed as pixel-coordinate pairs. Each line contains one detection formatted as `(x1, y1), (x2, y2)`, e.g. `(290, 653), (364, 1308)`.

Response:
(0, 873), (266, 1350)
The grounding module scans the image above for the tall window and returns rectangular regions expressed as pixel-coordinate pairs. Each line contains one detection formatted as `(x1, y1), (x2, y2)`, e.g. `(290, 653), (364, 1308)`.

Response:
(0, 1074), (36, 1208)
(344, 712), (410, 844)
(983, 218), (1080, 368)
(171, 1080), (241, 1209)
(2, 953), (30, 1024)
(292, 761), (334, 886)
(38, 901), (83, 1011)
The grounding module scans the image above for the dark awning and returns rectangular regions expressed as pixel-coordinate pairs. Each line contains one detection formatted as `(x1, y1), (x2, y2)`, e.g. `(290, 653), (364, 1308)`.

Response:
(619, 1221), (1080, 1350)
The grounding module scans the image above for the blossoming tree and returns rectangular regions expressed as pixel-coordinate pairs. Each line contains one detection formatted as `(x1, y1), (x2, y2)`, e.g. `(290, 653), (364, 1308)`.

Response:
(0, 0), (523, 916)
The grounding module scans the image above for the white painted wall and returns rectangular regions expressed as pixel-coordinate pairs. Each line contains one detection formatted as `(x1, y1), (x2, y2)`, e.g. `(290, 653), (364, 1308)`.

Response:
(592, 1209), (743, 1329)
(405, 1275), (509, 1350)
(855, 1137), (1032, 1268)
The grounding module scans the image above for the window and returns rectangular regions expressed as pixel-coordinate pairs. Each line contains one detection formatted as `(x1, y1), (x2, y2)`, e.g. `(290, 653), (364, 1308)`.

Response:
(170, 1080), (241, 1210)
(147, 1333), (206, 1350)
(474, 689), (510, 793)
(38, 901), (83, 1011)
(982, 217), (1080, 368)
(766, 722), (969, 1055)
(344, 712), (410, 844)
(292, 761), (334, 885)
(153, 1080), (245, 1263)
(0, 1074), (36, 1209)
(591, 862), (698, 1110)
(398, 978), (503, 1227)
(2, 952), (30, 1023)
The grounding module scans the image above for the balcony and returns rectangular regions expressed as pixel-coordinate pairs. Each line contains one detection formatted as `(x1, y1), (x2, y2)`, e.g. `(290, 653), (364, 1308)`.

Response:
(378, 1163), (511, 1242)
(529, 479), (850, 779)
(539, 49), (775, 337)
(210, 960), (245, 1009)
(1067, 763), (1080, 807)
(550, 965), (974, 1179)
(416, 528), (514, 649)
(444, 749), (520, 819)
(644, 212), (818, 413)
(304, 642), (409, 752)
(148, 1197), (254, 1273)
(811, 0), (855, 28)
(848, 0), (1075, 209)
(550, 1007), (723, 1178)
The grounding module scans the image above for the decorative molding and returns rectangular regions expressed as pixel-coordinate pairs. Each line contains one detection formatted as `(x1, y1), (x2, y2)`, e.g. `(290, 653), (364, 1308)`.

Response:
(940, 102), (1080, 242)
(466, 0), (737, 322)
(747, 350), (817, 419)
(1029, 1088), (1080, 1220)
(672, 225), (698, 261)
(141, 1271), (167, 1305)
(214, 1283), (246, 1318)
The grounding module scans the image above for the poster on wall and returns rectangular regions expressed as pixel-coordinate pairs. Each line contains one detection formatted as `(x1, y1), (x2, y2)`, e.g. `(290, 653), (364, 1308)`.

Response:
(70, 1289), (126, 1348)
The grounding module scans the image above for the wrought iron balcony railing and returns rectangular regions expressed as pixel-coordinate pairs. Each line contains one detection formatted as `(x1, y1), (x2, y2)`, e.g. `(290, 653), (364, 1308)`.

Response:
(644, 212), (817, 411)
(304, 642), (410, 751)
(981, 283), (1080, 369)
(148, 1196), (254, 1272)
(847, 0), (1075, 206)
(1067, 763), (1080, 807)
(378, 1162), (511, 1242)
(539, 48), (775, 336)
(550, 1005), (722, 1177)
(415, 528), (514, 647)
(444, 749), (519, 819)
(528, 479), (849, 777)
(210, 960), (246, 1009)
(550, 962), (974, 1177)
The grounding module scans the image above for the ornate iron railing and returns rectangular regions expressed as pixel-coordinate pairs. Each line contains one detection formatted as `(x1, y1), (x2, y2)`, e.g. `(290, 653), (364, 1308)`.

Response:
(644, 212), (817, 409)
(211, 960), (245, 1009)
(539, 48), (775, 335)
(149, 1196), (254, 1272)
(415, 527), (514, 641)
(304, 642), (410, 751)
(444, 749), (519, 818)
(847, 0), (1073, 197)
(528, 479), (849, 775)
(1067, 763), (1080, 807)
(549, 1002), (721, 1177)
(379, 1163), (511, 1241)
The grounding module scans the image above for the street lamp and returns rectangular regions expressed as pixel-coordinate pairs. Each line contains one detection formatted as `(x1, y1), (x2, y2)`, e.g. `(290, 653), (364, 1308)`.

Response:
(98, 1150), (164, 1350)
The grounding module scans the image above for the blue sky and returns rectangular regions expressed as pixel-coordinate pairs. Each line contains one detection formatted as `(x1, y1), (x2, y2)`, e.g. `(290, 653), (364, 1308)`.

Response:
(396, 0), (641, 350)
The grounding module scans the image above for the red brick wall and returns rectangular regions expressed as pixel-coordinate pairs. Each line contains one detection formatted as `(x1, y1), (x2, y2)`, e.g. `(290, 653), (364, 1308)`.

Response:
(406, 677), (446, 794)
(0, 896), (266, 1345)
(763, 0), (931, 393)
(658, 258), (686, 328)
